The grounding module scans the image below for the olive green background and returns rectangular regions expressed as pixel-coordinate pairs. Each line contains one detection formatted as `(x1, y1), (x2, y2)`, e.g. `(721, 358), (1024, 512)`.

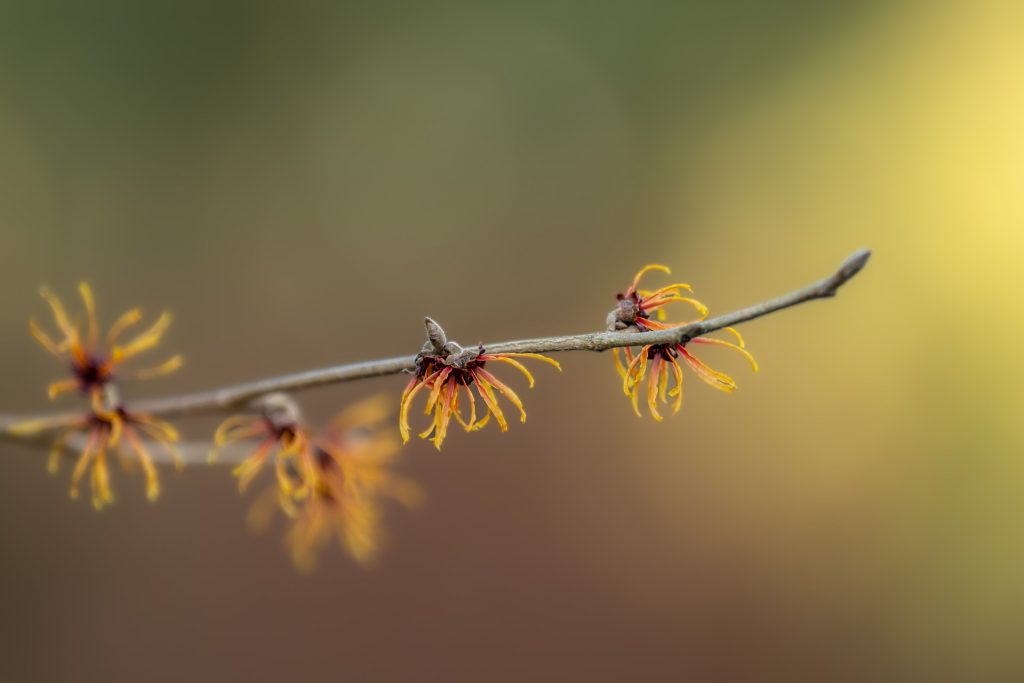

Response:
(2, 1), (1022, 681)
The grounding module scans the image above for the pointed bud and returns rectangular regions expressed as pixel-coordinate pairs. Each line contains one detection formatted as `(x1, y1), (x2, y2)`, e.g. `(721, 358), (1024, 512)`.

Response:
(424, 317), (447, 354)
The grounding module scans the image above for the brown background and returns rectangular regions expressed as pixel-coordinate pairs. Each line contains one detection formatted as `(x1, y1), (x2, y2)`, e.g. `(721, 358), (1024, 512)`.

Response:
(2, 1), (1023, 681)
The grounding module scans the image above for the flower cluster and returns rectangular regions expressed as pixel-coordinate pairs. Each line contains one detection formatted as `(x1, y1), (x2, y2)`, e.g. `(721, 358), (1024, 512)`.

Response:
(14, 284), (183, 508)
(31, 284), (181, 408)
(287, 397), (421, 569)
(232, 395), (420, 570)
(610, 264), (758, 419)
(7, 261), (766, 568)
(399, 319), (560, 449)
(43, 405), (182, 509)
(210, 393), (319, 498)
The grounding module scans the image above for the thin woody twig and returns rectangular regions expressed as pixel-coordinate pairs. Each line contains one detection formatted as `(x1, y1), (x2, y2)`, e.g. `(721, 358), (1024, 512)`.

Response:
(0, 249), (870, 441)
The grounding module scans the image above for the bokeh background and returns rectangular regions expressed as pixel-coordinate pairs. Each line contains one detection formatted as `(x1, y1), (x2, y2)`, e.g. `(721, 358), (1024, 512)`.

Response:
(1, 1), (1022, 680)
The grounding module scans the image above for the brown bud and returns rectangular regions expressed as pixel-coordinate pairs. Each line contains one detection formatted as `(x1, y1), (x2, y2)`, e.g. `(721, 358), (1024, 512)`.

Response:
(424, 317), (447, 354)
(605, 298), (640, 331)
(250, 392), (302, 431)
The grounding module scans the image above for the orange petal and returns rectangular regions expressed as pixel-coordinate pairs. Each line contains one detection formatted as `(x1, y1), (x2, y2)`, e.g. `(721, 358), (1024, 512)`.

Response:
(641, 295), (708, 318)
(134, 420), (185, 471)
(123, 427), (161, 501)
(628, 264), (671, 296)
(90, 444), (114, 509)
(231, 438), (277, 492)
(680, 348), (737, 392)
(106, 308), (143, 347)
(658, 356), (669, 403)
(487, 356), (536, 387)
(647, 355), (663, 422)
(475, 368), (526, 423)
(453, 378), (478, 432)
(424, 367), (451, 416)
(47, 378), (80, 400)
(640, 282), (693, 300)
(131, 354), (184, 380)
(112, 311), (172, 362)
(39, 287), (75, 339)
(613, 348), (629, 380)
(47, 426), (76, 474)
(398, 376), (428, 443)
(433, 379), (458, 449)
(78, 282), (99, 350)
(29, 319), (63, 358)
(691, 337), (759, 372)
(723, 326), (746, 348)
(622, 345), (649, 395)
(472, 372), (507, 432)
(214, 415), (260, 446)
(69, 430), (100, 501)
(494, 353), (561, 372)
(668, 356), (684, 414)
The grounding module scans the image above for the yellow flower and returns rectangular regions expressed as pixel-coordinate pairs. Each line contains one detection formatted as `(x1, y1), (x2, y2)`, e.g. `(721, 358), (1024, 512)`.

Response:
(12, 403), (182, 509)
(399, 346), (561, 450)
(611, 265), (757, 419)
(29, 283), (182, 409)
(246, 395), (421, 571)
(209, 393), (319, 500)
(609, 264), (709, 332)
(15, 283), (184, 506)
(615, 328), (759, 420)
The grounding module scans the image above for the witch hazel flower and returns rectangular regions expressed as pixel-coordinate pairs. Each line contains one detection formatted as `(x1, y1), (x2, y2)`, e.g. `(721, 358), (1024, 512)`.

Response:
(399, 318), (560, 450)
(608, 264), (758, 420)
(13, 284), (183, 507)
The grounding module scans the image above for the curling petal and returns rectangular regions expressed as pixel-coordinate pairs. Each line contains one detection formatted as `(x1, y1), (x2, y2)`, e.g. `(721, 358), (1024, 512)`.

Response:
(214, 415), (263, 447)
(722, 326), (746, 348)
(132, 354), (184, 380)
(494, 353), (561, 372)
(680, 348), (737, 392)
(622, 345), (649, 395)
(475, 368), (526, 423)
(613, 348), (629, 380)
(433, 379), (458, 449)
(668, 356), (684, 414)
(29, 319), (63, 358)
(123, 427), (161, 501)
(398, 375), (429, 443)
(628, 264), (671, 296)
(640, 282), (694, 300)
(78, 282), (99, 350)
(691, 337), (759, 372)
(232, 438), (277, 493)
(47, 378), (80, 400)
(39, 287), (76, 339)
(91, 446), (113, 509)
(47, 427), (76, 474)
(641, 295), (708, 318)
(486, 356), (536, 387)
(69, 430), (100, 501)
(106, 308), (143, 346)
(112, 311), (173, 362)
(473, 372), (508, 432)
(647, 356), (663, 422)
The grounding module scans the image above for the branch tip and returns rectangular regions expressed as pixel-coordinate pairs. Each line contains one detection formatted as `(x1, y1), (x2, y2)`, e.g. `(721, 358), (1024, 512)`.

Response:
(822, 248), (872, 296)
(838, 248), (871, 280)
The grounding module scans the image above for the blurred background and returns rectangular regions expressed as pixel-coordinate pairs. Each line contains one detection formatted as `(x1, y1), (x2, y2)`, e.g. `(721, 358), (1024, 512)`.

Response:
(1, 0), (1022, 680)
